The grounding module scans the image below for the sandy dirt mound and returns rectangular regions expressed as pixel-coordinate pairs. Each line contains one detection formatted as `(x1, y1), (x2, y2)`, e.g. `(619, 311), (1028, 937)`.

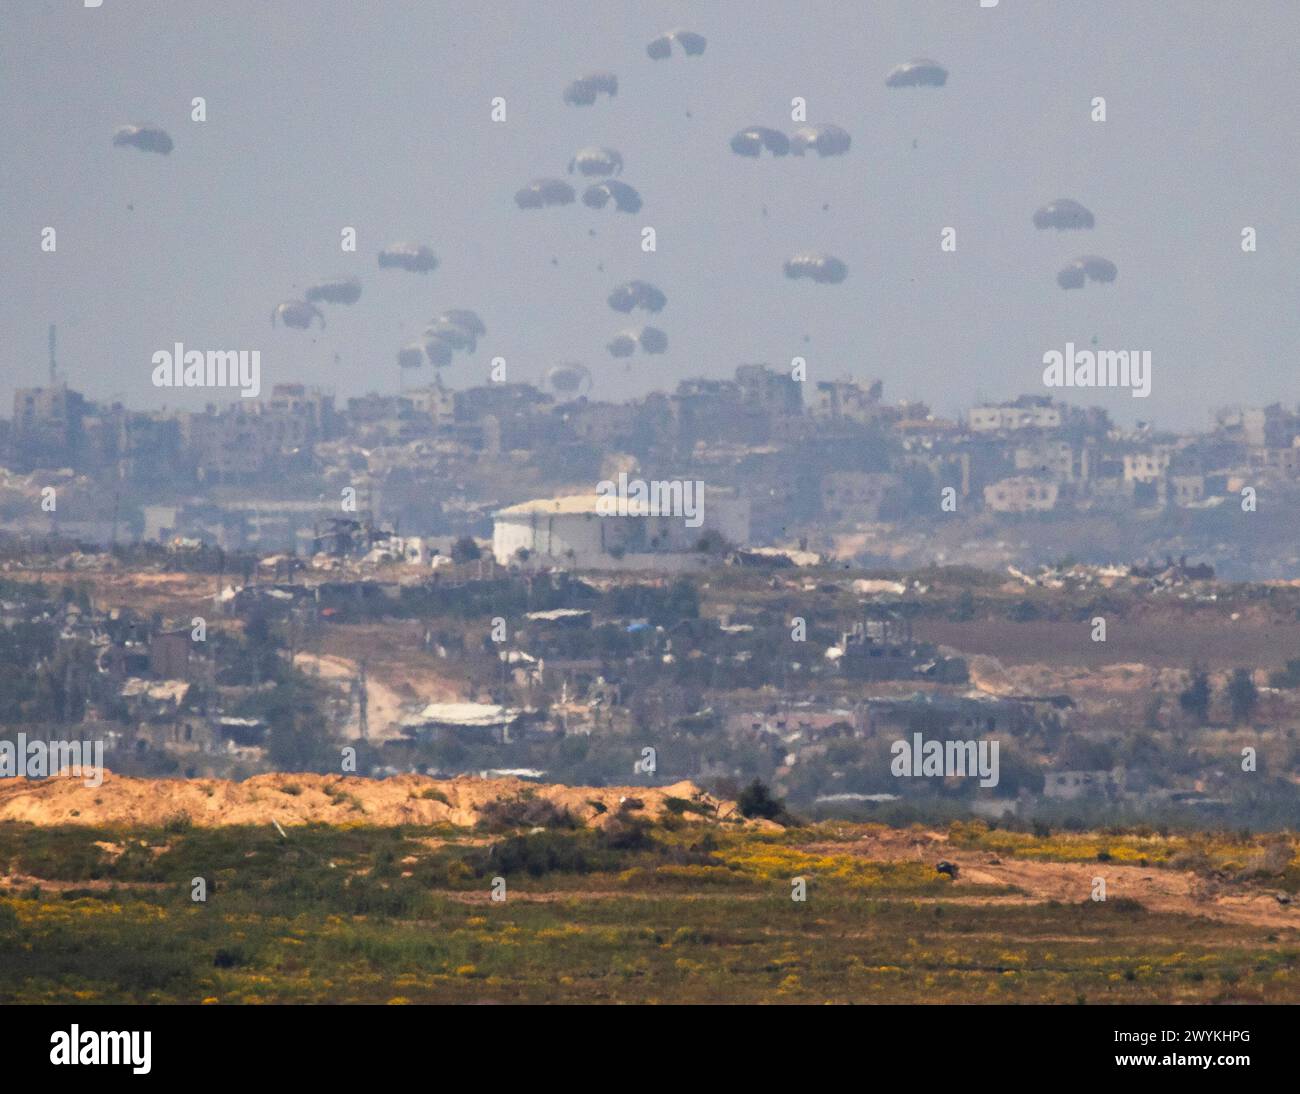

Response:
(0, 770), (739, 830)
(810, 829), (1297, 931)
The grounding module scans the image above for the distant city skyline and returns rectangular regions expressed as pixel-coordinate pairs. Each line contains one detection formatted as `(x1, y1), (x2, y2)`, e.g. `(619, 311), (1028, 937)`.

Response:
(6, 1), (1299, 430)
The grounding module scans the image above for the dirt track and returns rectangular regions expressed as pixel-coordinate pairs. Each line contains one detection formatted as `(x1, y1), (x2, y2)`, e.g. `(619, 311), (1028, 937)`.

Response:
(294, 652), (412, 741)
(807, 828), (1297, 931)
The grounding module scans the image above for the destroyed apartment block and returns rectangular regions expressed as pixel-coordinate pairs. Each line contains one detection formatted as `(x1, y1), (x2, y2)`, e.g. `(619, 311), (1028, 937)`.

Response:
(312, 514), (397, 559)
(398, 701), (524, 744)
(835, 615), (968, 683)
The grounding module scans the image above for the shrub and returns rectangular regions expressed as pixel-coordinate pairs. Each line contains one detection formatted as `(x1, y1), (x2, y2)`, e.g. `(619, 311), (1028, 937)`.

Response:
(664, 796), (712, 817)
(477, 795), (578, 833)
(1179, 667), (1211, 724)
(451, 536), (481, 563)
(478, 832), (592, 878)
(1226, 668), (1258, 724)
(213, 947), (246, 969)
(736, 780), (796, 825)
(598, 817), (656, 852)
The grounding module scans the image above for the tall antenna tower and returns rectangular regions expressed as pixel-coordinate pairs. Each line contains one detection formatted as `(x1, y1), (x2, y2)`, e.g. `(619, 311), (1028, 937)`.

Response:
(48, 324), (58, 386)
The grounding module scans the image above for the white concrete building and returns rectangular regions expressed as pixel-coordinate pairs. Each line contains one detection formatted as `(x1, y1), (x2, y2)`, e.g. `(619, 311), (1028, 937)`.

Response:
(493, 491), (750, 568)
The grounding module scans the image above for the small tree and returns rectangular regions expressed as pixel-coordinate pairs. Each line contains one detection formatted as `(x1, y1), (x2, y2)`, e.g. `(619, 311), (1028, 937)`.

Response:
(451, 536), (481, 563)
(1226, 668), (1258, 724)
(737, 779), (786, 822)
(694, 529), (732, 555)
(1178, 666), (1211, 725)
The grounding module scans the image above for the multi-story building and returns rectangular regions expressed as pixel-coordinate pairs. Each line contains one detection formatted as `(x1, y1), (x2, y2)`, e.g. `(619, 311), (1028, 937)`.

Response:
(983, 475), (1059, 513)
(1123, 446), (1174, 483)
(1014, 439), (1080, 481)
(968, 396), (1062, 434)
(180, 385), (333, 483)
(735, 364), (804, 417)
(811, 378), (884, 424)
(819, 471), (898, 521)
(11, 385), (86, 470)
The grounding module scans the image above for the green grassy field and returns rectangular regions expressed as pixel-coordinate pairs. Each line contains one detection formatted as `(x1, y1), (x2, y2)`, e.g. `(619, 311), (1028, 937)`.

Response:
(0, 820), (1295, 1004)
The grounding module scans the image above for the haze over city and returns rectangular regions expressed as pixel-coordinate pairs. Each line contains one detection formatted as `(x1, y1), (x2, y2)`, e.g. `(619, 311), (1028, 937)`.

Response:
(6, 0), (1299, 428)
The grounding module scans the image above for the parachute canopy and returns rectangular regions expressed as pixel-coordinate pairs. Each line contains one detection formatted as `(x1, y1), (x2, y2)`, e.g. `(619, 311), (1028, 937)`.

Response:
(563, 72), (618, 105)
(425, 309), (486, 353)
(583, 179), (642, 214)
(304, 277), (362, 305)
(607, 280), (666, 314)
(439, 309), (486, 338)
(420, 309), (487, 362)
(567, 147), (624, 177)
(515, 178), (576, 209)
(1034, 199), (1095, 230)
(421, 335), (456, 367)
(647, 29), (707, 59)
(784, 253), (848, 284)
(1057, 255), (1117, 289)
(378, 243), (439, 273)
(790, 124), (851, 157)
(607, 327), (667, 357)
(607, 332), (637, 358)
(639, 326), (668, 354)
(885, 59), (948, 88)
(546, 363), (593, 396)
(112, 124), (173, 155)
(272, 300), (325, 330)
(731, 126), (790, 157)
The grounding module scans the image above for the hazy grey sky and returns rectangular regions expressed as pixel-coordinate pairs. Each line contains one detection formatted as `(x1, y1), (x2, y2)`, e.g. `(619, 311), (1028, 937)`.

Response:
(5, 0), (1299, 429)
